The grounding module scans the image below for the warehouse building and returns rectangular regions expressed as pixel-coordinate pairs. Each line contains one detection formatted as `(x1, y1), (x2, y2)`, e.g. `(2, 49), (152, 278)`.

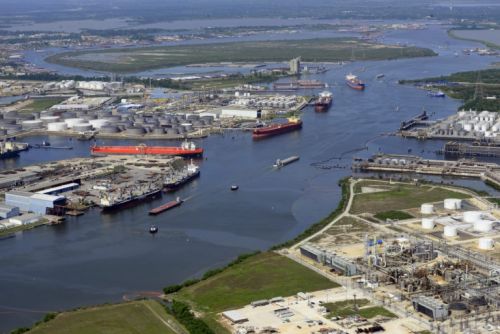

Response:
(412, 296), (449, 320)
(37, 182), (79, 196)
(9, 213), (40, 226)
(222, 310), (248, 324)
(220, 107), (261, 119)
(0, 203), (20, 219)
(300, 243), (358, 276)
(5, 191), (66, 215)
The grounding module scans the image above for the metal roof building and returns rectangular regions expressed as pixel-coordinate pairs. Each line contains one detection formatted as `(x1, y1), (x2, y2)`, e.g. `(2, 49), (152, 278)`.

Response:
(5, 191), (65, 215)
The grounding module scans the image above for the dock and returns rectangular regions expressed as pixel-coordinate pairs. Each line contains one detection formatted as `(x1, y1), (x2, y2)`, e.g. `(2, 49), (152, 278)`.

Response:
(399, 110), (430, 131)
(352, 153), (500, 188)
(439, 141), (500, 158)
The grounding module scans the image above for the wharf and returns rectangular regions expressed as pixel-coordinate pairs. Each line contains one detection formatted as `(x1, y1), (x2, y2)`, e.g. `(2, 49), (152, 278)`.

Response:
(353, 153), (500, 187)
(439, 141), (500, 158)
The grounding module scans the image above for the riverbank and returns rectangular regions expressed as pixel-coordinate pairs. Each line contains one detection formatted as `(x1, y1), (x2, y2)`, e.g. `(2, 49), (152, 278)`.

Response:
(45, 38), (437, 73)
(448, 29), (500, 50)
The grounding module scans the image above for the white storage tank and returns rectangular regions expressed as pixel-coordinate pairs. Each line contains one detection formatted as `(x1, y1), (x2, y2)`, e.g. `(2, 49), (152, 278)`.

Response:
(40, 115), (60, 123)
(444, 198), (462, 210)
(478, 238), (494, 250)
(88, 119), (109, 129)
(473, 220), (494, 233)
(463, 123), (473, 132)
(421, 217), (435, 229)
(64, 118), (85, 128)
(443, 225), (458, 238)
(463, 211), (482, 223)
(421, 203), (434, 214)
(72, 123), (93, 132)
(47, 122), (68, 131)
(21, 120), (44, 129)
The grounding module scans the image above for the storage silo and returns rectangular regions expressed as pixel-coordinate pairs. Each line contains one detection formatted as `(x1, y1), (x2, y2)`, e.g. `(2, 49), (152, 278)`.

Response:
(421, 217), (435, 229)
(47, 122), (68, 131)
(473, 220), (494, 233)
(444, 198), (462, 210)
(40, 115), (60, 124)
(64, 118), (85, 128)
(73, 123), (93, 132)
(478, 238), (494, 250)
(463, 211), (482, 223)
(443, 225), (457, 238)
(21, 120), (44, 130)
(421, 203), (434, 215)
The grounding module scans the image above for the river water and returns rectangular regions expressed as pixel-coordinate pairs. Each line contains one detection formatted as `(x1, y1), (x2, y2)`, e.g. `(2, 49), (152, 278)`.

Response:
(0, 24), (499, 332)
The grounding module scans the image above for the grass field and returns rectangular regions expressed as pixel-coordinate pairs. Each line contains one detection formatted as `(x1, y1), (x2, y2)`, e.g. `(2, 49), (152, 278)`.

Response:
(28, 300), (185, 334)
(350, 183), (469, 214)
(46, 38), (436, 73)
(18, 98), (65, 113)
(175, 252), (338, 333)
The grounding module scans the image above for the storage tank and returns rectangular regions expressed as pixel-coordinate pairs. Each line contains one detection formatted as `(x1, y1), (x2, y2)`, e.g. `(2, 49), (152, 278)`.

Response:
(99, 125), (120, 133)
(125, 126), (145, 135)
(61, 112), (77, 119)
(421, 203), (434, 214)
(82, 114), (97, 121)
(421, 217), (435, 229)
(463, 211), (482, 223)
(47, 122), (68, 131)
(89, 119), (109, 129)
(463, 123), (472, 132)
(478, 238), (494, 250)
(444, 198), (462, 210)
(21, 120), (43, 130)
(443, 225), (458, 238)
(40, 115), (60, 123)
(73, 123), (93, 132)
(64, 118), (85, 128)
(152, 128), (165, 135)
(473, 220), (494, 233)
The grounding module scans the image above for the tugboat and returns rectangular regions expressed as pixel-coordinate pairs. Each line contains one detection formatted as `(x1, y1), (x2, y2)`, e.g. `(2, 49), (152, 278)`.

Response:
(230, 185), (239, 191)
(149, 225), (158, 234)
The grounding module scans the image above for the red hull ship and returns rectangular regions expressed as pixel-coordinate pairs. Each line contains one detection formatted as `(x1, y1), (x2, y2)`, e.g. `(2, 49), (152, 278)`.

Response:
(91, 141), (203, 157)
(253, 118), (302, 139)
(149, 198), (183, 215)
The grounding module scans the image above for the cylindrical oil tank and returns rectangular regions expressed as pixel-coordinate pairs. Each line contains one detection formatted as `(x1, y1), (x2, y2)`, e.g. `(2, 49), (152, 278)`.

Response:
(61, 112), (77, 119)
(99, 125), (120, 133)
(47, 122), (68, 131)
(0, 119), (16, 125)
(73, 123), (93, 132)
(473, 220), (494, 233)
(152, 128), (165, 135)
(125, 126), (145, 135)
(421, 203), (434, 215)
(64, 118), (85, 128)
(97, 111), (112, 118)
(443, 225), (458, 238)
(183, 125), (193, 132)
(463, 123), (473, 132)
(478, 237), (494, 250)
(3, 111), (18, 120)
(89, 119), (109, 129)
(444, 198), (462, 210)
(83, 114), (97, 121)
(463, 211), (482, 223)
(18, 113), (35, 120)
(21, 120), (43, 130)
(40, 115), (60, 123)
(421, 217), (435, 229)
(103, 115), (121, 122)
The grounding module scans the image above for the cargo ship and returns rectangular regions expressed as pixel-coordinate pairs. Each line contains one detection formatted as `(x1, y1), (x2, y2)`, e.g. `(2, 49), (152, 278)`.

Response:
(0, 141), (29, 159)
(164, 160), (200, 192)
(314, 91), (333, 112)
(345, 74), (365, 91)
(252, 118), (302, 139)
(100, 186), (161, 211)
(91, 141), (203, 157)
(149, 198), (183, 215)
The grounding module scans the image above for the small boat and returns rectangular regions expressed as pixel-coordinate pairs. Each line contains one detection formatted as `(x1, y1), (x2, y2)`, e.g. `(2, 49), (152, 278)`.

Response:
(428, 90), (446, 98)
(376, 73), (385, 79)
(149, 225), (158, 234)
(230, 185), (239, 191)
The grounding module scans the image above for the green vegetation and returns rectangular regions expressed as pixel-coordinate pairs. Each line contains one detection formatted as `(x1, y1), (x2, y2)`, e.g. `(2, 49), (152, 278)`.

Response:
(0, 220), (46, 238)
(27, 300), (183, 334)
(351, 183), (469, 214)
(448, 29), (500, 50)
(174, 252), (338, 333)
(19, 98), (65, 113)
(485, 179), (500, 191)
(166, 300), (214, 334)
(400, 69), (500, 111)
(272, 177), (350, 249)
(324, 299), (396, 319)
(374, 210), (414, 221)
(46, 38), (436, 73)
